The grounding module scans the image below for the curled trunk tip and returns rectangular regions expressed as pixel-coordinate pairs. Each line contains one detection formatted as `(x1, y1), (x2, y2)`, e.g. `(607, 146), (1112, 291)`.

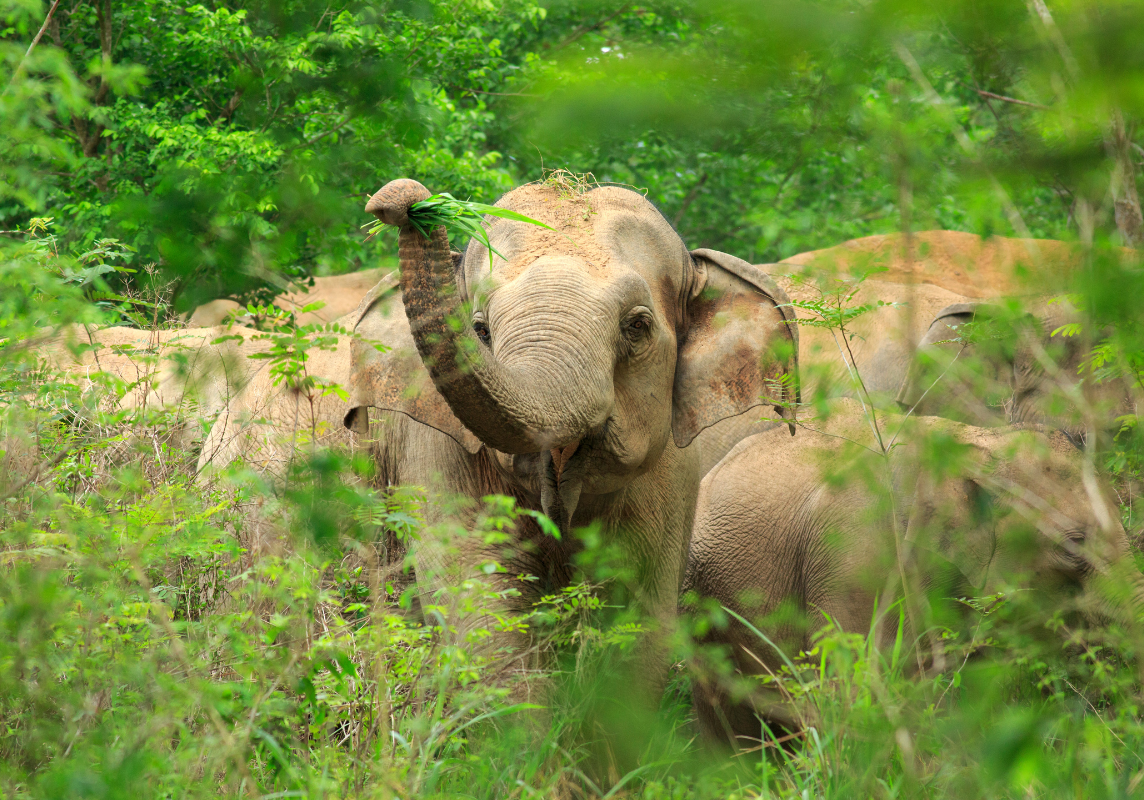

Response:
(365, 179), (431, 228)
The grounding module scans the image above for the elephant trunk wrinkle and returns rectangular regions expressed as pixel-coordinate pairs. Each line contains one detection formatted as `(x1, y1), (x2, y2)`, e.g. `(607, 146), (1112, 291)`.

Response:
(374, 178), (600, 455)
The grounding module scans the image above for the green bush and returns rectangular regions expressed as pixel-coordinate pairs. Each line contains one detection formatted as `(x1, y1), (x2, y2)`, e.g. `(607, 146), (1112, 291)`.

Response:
(4, 1), (1144, 798)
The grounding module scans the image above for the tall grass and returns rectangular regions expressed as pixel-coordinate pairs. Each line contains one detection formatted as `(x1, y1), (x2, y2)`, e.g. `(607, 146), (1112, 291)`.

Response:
(2, 232), (1143, 800)
(1, 350), (1140, 799)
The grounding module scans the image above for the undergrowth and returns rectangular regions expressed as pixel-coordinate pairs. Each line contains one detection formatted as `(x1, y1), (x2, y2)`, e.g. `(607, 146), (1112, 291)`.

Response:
(1, 214), (1143, 800)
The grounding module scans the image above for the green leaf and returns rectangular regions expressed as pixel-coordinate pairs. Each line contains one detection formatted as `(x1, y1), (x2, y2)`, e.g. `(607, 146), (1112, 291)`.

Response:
(521, 508), (561, 540)
(365, 193), (556, 270)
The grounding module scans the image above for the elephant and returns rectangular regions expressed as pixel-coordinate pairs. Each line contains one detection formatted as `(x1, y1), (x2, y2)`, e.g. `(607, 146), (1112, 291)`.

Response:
(186, 267), (389, 327)
(194, 273), (401, 480)
(684, 399), (1144, 746)
(41, 323), (265, 418)
(193, 275), (466, 578)
(2, 322), (268, 494)
(195, 335), (355, 480)
(694, 274), (975, 474)
(343, 177), (800, 700)
(776, 229), (1083, 299)
(773, 229), (1139, 441)
(896, 299), (1142, 445)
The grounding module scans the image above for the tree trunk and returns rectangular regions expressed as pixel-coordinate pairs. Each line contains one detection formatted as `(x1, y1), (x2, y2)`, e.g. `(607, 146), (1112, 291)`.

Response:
(1108, 110), (1144, 248)
(74, 0), (114, 158)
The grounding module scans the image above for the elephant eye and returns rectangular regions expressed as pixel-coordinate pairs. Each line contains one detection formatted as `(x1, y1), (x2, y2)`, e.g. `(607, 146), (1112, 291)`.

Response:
(623, 310), (653, 344)
(473, 320), (491, 345)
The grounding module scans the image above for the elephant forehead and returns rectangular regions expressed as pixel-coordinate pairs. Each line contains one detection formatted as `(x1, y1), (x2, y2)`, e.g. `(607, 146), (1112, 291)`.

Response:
(463, 183), (687, 288)
(479, 257), (657, 318)
(594, 207), (690, 290)
(475, 221), (613, 283)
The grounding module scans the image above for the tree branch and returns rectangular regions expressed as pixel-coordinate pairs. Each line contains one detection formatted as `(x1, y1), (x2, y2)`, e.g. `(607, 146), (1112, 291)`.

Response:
(974, 88), (1049, 110)
(303, 113), (355, 147)
(450, 85), (537, 99)
(1107, 109), (1144, 247)
(671, 172), (707, 228)
(219, 86), (244, 122)
(552, 3), (631, 52)
(2, 0), (61, 95)
(93, 0), (113, 105)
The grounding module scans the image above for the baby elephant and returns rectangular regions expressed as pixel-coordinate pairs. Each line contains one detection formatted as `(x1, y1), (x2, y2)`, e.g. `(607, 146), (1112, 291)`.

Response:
(683, 401), (1143, 747)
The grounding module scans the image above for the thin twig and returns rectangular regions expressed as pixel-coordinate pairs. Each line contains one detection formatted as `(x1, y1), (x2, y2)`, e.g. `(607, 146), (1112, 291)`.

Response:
(886, 345), (966, 451)
(1027, 0), (1082, 83)
(816, 313), (885, 451)
(0, 446), (70, 501)
(837, 324), (887, 452)
(778, 419), (882, 456)
(974, 89), (1050, 110)
(2, 0), (61, 95)
(733, 729), (806, 755)
(1063, 675), (1144, 768)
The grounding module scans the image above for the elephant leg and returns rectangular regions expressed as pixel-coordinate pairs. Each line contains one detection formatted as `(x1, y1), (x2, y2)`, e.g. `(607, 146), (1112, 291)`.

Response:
(689, 669), (794, 750)
(363, 412), (528, 659)
(603, 443), (699, 706)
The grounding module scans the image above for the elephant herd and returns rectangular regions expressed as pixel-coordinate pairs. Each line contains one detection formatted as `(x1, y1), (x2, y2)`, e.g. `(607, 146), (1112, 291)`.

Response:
(34, 179), (1144, 749)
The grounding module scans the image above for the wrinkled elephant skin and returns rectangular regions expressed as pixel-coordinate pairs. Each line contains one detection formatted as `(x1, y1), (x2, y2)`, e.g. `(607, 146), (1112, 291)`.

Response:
(685, 400), (1144, 745)
(346, 178), (801, 701)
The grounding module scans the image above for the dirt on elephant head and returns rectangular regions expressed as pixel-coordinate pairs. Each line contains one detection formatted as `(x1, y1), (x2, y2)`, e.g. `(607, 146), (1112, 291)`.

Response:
(486, 182), (672, 281)
(774, 230), (1092, 299)
(486, 182), (614, 278)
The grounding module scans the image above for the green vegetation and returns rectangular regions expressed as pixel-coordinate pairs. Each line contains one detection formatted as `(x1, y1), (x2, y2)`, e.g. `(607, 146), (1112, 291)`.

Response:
(365, 192), (555, 268)
(3, 1), (1144, 798)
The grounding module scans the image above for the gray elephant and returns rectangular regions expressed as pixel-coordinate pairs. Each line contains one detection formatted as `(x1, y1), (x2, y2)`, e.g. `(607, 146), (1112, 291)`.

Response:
(195, 272), (401, 481)
(684, 400), (1143, 746)
(897, 300), (1141, 444)
(344, 178), (799, 697)
(695, 273), (977, 474)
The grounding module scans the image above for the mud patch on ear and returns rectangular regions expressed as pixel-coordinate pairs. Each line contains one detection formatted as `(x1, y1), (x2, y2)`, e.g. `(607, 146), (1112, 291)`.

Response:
(673, 250), (799, 447)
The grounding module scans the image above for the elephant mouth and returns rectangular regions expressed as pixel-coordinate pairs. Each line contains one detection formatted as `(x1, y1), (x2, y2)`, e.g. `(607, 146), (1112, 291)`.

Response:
(540, 438), (585, 535)
(550, 440), (581, 481)
(499, 416), (644, 534)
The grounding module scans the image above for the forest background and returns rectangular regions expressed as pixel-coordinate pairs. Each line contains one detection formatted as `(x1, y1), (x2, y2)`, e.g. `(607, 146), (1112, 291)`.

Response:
(4, 1), (1144, 798)
(5, 0), (1115, 314)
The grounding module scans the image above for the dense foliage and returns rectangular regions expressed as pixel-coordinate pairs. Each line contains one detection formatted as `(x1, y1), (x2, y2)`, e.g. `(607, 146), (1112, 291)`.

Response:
(4, 1), (1144, 798)
(9, 0), (1135, 312)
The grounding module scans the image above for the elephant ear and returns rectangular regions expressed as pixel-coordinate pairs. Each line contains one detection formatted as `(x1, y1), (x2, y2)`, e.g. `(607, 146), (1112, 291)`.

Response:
(901, 466), (994, 591)
(895, 302), (984, 409)
(343, 260), (483, 454)
(673, 249), (800, 448)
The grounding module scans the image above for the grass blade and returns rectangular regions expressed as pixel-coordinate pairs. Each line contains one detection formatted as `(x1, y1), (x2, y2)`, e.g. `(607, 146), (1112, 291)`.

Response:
(363, 192), (555, 269)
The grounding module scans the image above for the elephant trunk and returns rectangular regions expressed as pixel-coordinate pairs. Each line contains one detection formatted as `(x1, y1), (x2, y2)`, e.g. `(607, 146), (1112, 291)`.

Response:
(366, 179), (607, 457)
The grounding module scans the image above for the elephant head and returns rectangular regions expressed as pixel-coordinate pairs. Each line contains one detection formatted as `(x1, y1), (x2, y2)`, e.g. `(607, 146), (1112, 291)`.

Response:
(345, 178), (798, 527)
(898, 300), (1140, 446)
(892, 422), (1144, 631)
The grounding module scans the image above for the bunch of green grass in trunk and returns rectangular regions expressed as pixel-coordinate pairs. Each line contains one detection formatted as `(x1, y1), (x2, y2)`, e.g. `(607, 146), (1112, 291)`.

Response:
(365, 193), (554, 268)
